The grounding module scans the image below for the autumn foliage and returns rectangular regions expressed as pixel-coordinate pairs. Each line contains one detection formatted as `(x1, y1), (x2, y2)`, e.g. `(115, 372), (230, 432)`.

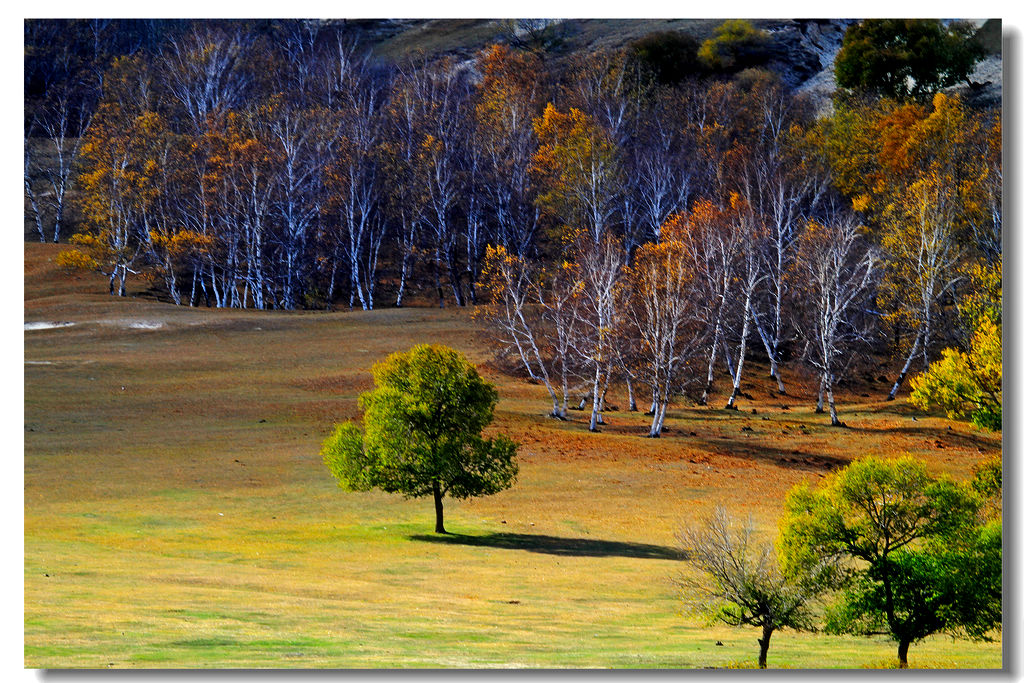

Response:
(28, 19), (1001, 429)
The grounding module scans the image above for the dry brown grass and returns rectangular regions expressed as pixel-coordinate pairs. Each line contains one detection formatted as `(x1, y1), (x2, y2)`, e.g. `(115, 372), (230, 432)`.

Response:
(24, 243), (1001, 668)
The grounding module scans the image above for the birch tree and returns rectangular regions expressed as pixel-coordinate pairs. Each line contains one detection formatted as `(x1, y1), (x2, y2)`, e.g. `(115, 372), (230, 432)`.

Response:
(625, 222), (704, 436)
(739, 81), (827, 394)
(723, 203), (768, 410)
(796, 212), (878, 425)
(474, 44), (544, 258)
(325, 44), (386, 310)
(670, 200), (742, 406)
(532, 104), (622, 244)
(572, 232), (627, 431)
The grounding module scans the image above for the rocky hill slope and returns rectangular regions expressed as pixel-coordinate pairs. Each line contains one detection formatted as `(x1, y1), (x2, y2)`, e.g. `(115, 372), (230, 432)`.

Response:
(338, 18), (1001, 112)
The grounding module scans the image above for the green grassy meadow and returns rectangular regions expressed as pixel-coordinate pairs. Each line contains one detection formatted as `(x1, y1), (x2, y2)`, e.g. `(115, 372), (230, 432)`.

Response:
(24, 243), (1002, 669)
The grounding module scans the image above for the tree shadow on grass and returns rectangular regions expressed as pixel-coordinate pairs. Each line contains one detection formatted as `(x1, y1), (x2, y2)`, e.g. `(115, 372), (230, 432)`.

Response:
(846, 423), (1000, 445)
(690, 436), (851, 473)
(408, 532), (685, 560)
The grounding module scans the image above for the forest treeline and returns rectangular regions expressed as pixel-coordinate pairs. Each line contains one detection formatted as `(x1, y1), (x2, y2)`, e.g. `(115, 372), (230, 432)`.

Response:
(26, 19), (1001, 428)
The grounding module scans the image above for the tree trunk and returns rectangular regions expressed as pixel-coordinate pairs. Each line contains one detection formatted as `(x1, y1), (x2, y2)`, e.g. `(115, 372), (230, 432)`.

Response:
(432, 480), (446, 534)
(770, 357), (787, 394)
(826, 373), (840, 426)
(434, 255), (445, 309)
(596, 360), (612, 422)
(887, 328), (923, 400)
(816, 374), (825, 413)
(726, 295), (753, 409)
(396, 247), (409, 307)
(25, 173), (46, 243)
(648, 389), (662, 437)
(52, 203), (64, 243)
(626, 377), (637, 412)
(897, 637), (911, 669)
(448, 260), (465, 307)
(754, 307), (787, 394)
(650, 398), (669, 438)
(589, 364), (602, 431)
(699, 318), (723, 405)
(757, 624), (773, 669)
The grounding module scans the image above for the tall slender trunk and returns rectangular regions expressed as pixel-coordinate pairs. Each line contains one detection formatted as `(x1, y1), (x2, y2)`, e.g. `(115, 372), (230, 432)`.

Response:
(448, 258), (465, 307)
(164, 257), (181, 306)
(327, 243), (340, 305)
(921, 308), (932, 370)
(723, 342), (737, 380)
(589, 364), (602, 431)
(52, 201), (65, 243)
(648, 389), (661, 436)
(25, 174), (46, 243)
(726, 293), (754, 408)
(754, 307), (787, 394)
(252, 220), (265, 310)
(513, 336), (539, 381)
(396, 248), (410, 307)
(887, 328), (924, 400)
(699, 315), (724, 405)
(208, 264), (222, 308)
(825, 372), (840, 426)
(597, 360), (613, 417)
(513, 308), (561, 418)
(770, 247), (786, 394)
(432, 480), (446, 534)
(655, 401), (669, 435)
(434, 250), (445, 308)
(649, 392), (669, 438)
(816, 374), (825, 413)
(770, 357), (786, 393)
(558, 354), (572, 419)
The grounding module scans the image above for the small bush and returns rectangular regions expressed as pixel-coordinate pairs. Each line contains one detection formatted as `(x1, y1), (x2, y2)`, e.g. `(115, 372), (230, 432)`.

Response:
(55, 249), (98, 272)
(629, 30), (703, 84)
(698, 20), (770, 72)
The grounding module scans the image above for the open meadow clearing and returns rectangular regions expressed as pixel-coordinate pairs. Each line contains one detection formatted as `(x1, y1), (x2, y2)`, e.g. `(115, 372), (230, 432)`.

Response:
(24, 243), (1002, 669)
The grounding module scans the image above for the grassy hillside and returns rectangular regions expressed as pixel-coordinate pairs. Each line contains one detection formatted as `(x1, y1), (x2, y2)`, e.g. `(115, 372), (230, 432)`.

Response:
(24, 243), (1001, 668)
(360, 18), (731, 60)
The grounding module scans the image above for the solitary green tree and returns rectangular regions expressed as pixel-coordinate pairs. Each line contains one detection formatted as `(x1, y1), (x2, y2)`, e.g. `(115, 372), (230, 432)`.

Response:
(835, 19), (985, 100)
(321, 344), (518, 534)
(778, 456), (1001, 668)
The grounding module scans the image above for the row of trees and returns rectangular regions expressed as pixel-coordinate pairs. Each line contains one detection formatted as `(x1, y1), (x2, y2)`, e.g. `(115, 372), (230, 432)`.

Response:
(478, 199), (877, 434)
(42, 20), (725, 311)
(477, 86), (998, 428)
(680, 455), (1001, 668)
(33, 19), (1001, 425)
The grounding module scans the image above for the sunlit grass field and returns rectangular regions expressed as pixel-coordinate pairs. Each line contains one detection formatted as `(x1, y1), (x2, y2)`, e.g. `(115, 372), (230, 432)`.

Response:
(24, 243), (1002, 669)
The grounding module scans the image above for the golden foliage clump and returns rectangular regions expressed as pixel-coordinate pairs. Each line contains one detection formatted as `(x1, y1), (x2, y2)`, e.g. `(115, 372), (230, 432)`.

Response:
(54, 247), (99, 272)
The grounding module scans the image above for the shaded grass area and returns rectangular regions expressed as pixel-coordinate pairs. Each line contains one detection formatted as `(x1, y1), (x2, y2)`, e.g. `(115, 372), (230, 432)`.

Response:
(24, 243), (1001, 668)
(408, 532), (685, 560)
